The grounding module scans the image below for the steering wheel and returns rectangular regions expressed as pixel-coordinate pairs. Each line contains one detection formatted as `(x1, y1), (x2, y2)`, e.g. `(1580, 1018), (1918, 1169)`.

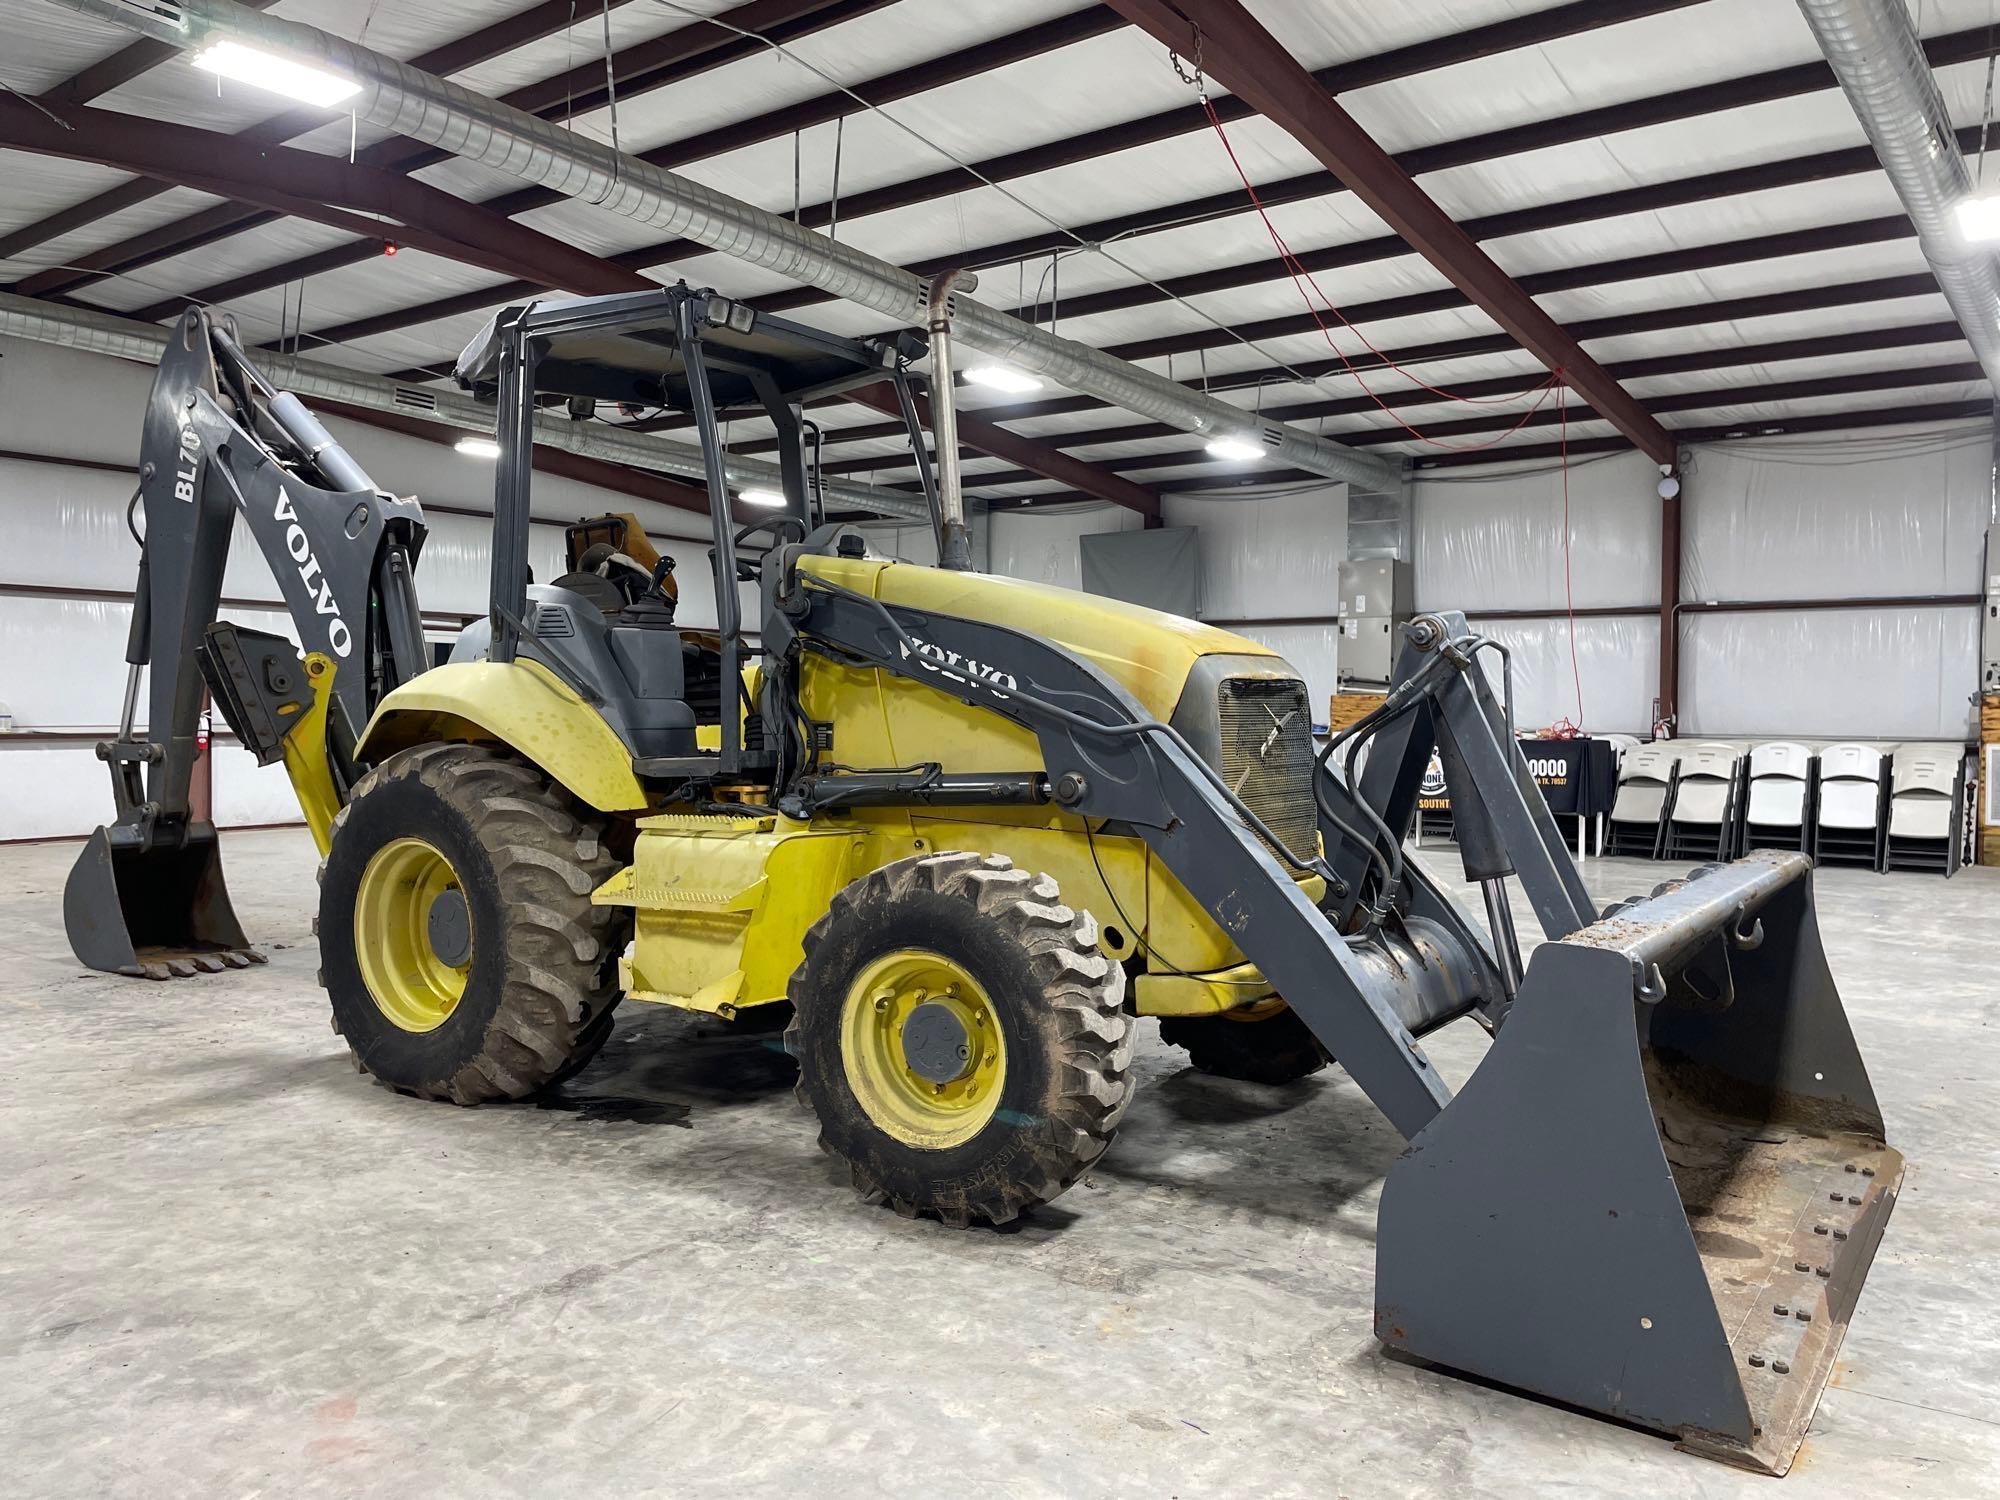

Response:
(727, 516), (807, 582)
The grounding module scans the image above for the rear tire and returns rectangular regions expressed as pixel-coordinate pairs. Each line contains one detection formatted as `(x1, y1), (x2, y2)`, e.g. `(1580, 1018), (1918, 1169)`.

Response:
(317, 744), (624, 1103)
(1160, 1004), (1327, 1085)
(785, 852), (1133, 1227)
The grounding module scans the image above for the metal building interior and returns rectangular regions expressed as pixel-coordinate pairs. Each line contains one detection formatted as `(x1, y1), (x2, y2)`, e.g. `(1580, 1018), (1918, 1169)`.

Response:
(1, 1), (1997, 1495)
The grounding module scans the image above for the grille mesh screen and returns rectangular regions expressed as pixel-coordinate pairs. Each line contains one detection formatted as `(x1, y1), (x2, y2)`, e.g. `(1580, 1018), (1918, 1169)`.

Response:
(1217, 677), (1318, 865)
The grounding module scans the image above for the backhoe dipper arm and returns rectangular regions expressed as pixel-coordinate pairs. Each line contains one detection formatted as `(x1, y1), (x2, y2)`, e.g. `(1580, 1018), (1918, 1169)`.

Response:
(132, 308), (427, 827)
(66, 309), (428, 979)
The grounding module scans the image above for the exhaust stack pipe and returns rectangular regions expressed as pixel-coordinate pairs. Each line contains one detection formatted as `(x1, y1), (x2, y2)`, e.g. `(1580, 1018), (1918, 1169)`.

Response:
(925, 270), (978, 572)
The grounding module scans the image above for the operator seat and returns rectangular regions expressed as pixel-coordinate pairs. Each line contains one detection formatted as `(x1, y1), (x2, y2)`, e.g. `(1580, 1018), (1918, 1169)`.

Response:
(553, 542), (672, 618)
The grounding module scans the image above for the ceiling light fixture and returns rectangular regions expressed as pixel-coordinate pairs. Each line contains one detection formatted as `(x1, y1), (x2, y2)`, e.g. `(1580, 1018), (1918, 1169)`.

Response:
(737, 487), (787, 508)
(191, 39), (362, 109)
(1204, 435), (1264, 463)
(963, 363), (1043, 395)
(454, 437), (501, 460)
(1956, 193), (2000, 243)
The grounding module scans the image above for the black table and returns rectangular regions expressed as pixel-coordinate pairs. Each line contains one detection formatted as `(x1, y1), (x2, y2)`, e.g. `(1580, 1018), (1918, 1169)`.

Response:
(1417, 736), (1620, 855)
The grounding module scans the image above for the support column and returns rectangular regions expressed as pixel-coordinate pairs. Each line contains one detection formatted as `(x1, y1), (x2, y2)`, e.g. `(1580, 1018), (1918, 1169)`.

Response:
(1656, 467), (1683, 737)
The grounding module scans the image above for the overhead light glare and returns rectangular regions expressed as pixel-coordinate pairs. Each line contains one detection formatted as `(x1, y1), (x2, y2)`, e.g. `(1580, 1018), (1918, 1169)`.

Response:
(454, 437), (501, 460)
(1204, 435), (1264, 463)
(963, 363), (1043, 394)
(1956, 192), (2000, 243)
(192, 39), (362, 109)
(738, 487), (787, 508)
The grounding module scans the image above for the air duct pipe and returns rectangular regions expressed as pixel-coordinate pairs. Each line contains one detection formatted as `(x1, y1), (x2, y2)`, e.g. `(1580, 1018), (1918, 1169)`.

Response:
(1797, 0), (2000, 388)
(0, 292), (932, 521)
(49, 0), (1403, 492)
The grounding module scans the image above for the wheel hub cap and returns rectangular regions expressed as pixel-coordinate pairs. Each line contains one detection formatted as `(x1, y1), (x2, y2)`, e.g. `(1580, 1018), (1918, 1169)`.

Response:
(901, 1001), (974, 1084)
(839, 949), (1005, 1149)
(426, 888), (472, 967)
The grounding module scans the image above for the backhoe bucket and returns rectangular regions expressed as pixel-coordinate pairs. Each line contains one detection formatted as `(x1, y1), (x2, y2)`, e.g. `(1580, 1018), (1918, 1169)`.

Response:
(63, 823), (264, 980)
(1376, 851), (1901, 1475)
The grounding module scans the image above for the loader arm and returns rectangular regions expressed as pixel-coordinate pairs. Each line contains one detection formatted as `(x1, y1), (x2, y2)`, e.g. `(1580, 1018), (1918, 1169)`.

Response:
(784, 569), (1478, 1139)
(782, 566), (1901, 1475)
(64, 309), (428, 978)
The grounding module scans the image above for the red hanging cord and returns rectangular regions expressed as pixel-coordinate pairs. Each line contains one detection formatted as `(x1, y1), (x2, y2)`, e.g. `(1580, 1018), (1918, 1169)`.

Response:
(1198, 96), (1563, 451)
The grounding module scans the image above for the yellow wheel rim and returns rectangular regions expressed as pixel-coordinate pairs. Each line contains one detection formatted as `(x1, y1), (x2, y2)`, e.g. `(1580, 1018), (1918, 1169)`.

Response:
(353, 837), (473, 1033)
(839, 949), (1006, 1149)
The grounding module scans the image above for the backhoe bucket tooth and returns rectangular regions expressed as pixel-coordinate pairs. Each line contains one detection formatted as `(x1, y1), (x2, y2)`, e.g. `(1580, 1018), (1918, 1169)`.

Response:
(1376, 851), (1901, 1475)
(63, 824), (265, 981)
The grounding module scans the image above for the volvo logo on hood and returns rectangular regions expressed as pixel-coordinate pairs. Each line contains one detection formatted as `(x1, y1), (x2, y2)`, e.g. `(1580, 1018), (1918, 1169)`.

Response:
(896, 633), (1017, 695)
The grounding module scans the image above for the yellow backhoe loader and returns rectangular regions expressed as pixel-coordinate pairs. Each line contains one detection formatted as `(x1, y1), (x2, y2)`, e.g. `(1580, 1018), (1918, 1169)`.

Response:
(66, 286), (1902, 1475)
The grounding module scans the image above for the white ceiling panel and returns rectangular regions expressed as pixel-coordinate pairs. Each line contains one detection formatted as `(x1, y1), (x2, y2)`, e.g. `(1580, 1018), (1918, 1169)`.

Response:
(77, 215), (362, 315)
(0, 0), (1987, 475)
(0, 0), (141, 90)
(0, 152), (135, 253)
(2, 183), (254, 291)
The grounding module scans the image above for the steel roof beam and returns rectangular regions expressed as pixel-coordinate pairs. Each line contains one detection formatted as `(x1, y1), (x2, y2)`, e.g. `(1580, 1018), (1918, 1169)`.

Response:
(0, 115), (1159, 519)
(840, 384), (1161, 521)
(624, 122), (1977, 450)
(763, 109), (1991, 440)
(738, 26), (2000, 320)
(166, 0), (1710, 352)
(40, 1), (1087, 309)
(928, 359), (1986, 488)
(1407, 397), (1996, 470)
(115, 10), (2000, 378)
(1, 0), (651, 273)
(981, 392), (1997, 494)
(810, 325), (1972, 475)
(1101, 0), (1675, 465)
(737, 196), (1958, 459)
(0, 98), (647, 299)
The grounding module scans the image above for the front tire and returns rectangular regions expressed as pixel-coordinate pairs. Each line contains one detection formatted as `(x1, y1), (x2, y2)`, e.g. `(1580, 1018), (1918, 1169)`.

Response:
(786, 852), (1134, 1227)
(317, 744), (623, 1103)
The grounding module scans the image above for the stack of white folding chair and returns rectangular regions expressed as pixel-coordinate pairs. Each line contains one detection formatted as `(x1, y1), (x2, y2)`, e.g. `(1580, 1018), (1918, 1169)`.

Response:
(1883, 744), (1966, 876)
(1739, 742), (1814, 854)
(1604, 744), (1679, 857)
(1813, 743), (1890, 868)
(1661, 742), (1742, 861)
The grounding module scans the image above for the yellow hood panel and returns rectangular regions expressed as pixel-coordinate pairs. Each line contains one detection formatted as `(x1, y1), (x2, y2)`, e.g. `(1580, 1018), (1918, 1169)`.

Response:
(800, 554), (1278, 721)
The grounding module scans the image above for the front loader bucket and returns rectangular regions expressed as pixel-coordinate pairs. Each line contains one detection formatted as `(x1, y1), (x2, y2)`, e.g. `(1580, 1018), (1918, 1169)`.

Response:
(63, 823), (265, 980)
(1376, 852), (1901, 1475)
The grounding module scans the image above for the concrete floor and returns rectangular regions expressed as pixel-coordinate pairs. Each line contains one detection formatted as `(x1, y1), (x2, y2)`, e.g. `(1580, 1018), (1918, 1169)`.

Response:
(3, 826), (1997, 1498)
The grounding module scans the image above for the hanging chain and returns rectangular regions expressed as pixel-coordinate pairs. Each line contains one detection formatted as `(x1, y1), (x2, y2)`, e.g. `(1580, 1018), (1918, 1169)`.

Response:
(1168, 24), (1207, 102)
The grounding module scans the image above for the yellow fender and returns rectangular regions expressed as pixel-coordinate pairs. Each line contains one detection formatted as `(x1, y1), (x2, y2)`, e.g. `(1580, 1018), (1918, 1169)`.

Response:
(356, 658), (649, 812)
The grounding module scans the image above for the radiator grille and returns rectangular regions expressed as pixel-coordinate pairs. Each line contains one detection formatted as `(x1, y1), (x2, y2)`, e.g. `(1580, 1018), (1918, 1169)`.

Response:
(1217, 676), (1318, 865)
(533, 604), (576, 637)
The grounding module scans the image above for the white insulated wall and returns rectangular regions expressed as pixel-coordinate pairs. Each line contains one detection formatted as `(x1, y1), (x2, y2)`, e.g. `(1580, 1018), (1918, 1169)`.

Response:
(1416, 451), (1664, 735)
(0, 336), (746, 841)
(1412, 426), (1989, 740)
(1162, 486), (1347, 711)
